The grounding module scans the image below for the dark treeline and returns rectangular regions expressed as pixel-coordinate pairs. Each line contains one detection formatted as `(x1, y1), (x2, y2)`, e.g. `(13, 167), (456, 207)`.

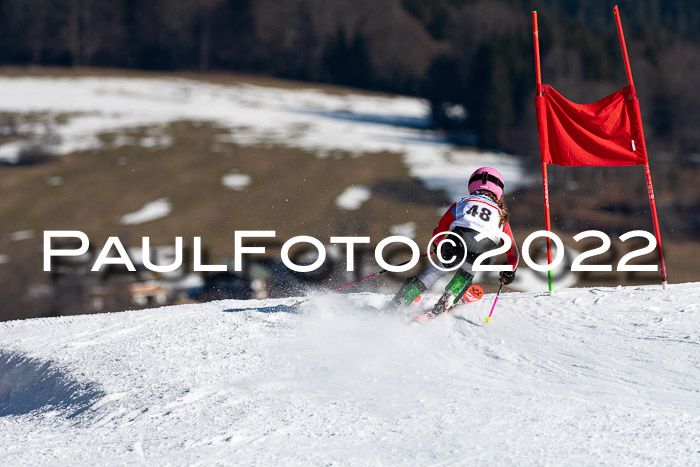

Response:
(1, 0), (699, 155)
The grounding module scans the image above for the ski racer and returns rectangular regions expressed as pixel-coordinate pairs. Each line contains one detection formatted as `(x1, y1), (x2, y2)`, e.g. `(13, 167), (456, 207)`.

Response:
(387, 167), (519, 316)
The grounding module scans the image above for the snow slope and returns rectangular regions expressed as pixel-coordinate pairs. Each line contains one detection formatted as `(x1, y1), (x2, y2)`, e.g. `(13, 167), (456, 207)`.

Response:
(1, 283), (699, 465)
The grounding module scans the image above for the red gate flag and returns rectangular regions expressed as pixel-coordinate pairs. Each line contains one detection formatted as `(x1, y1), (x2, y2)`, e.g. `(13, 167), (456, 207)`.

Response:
(532, 6), (668, 291)
(535, 84), (647, 167)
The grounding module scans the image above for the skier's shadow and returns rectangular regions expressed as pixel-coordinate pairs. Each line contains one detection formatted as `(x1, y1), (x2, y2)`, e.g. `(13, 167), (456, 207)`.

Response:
(223, 304), (301, 314)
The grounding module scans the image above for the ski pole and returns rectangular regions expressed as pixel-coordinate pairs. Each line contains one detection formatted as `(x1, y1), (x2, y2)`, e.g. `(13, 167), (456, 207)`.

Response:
(292, 251), (433, 307)
(484, 280), (505, 324)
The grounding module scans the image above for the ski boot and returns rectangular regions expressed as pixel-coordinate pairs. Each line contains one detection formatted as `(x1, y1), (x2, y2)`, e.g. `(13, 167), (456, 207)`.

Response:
(385, 277), (427, 311)
(429, 269), (474, 317)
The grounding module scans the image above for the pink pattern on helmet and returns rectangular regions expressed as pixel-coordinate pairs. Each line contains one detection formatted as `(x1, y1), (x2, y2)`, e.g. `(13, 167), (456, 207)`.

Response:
(468, 167), (505, 199)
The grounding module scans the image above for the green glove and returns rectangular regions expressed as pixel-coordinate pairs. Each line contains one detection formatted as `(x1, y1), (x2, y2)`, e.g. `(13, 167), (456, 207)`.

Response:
(500, 270), (515, 285)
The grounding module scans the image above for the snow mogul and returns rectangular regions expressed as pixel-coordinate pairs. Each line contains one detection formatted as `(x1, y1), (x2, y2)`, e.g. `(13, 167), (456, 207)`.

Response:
(387, 167), (520, 316)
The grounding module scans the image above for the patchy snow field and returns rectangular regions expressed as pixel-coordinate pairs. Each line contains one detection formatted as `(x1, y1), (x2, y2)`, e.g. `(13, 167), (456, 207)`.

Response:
(1, 283), (699, 465)
(0, 75), (528, 199)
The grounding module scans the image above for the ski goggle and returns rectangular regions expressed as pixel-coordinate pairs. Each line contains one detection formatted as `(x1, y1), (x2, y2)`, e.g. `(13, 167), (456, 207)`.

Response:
(469, 172), (504, 190)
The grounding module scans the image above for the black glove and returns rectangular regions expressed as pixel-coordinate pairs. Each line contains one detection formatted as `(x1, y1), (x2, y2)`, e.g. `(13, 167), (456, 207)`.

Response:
(500, 270), (515, 285)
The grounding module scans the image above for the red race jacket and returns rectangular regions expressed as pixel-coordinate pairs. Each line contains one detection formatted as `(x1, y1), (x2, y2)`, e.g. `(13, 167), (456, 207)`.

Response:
(432, 202), (519, 270)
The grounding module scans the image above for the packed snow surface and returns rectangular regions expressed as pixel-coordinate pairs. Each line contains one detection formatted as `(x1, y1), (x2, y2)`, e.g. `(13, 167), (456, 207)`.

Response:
(1, 283), (699, 465)
(0, 76), (528, 199)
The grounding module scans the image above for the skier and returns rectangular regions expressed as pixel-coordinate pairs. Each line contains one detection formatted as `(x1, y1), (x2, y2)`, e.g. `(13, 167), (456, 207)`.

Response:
(387, 167), (519, 316)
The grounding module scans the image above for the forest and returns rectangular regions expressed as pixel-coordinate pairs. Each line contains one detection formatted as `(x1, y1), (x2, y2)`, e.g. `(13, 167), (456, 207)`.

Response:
(1, 0), (699, 156)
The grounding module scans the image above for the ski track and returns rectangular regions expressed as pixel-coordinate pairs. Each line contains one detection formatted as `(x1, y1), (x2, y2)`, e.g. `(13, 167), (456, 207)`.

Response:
(1, 284), (699, 465)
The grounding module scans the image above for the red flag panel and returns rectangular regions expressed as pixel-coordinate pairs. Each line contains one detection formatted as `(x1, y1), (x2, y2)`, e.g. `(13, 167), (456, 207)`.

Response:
(535, 84), (647, 166)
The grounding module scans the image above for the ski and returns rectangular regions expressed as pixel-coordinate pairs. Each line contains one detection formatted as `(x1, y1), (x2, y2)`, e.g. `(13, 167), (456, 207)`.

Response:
(413, 284), (484, 324)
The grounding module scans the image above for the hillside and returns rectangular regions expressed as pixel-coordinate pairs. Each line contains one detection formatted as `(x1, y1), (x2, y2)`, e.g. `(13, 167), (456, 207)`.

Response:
(0, 70), (522, 257)
(1, 283), (699, 464)
(1, 69), (698, 323)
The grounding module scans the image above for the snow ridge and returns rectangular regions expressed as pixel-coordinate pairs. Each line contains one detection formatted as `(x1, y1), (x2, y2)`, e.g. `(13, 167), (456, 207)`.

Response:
(0, 350), (103, 418)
